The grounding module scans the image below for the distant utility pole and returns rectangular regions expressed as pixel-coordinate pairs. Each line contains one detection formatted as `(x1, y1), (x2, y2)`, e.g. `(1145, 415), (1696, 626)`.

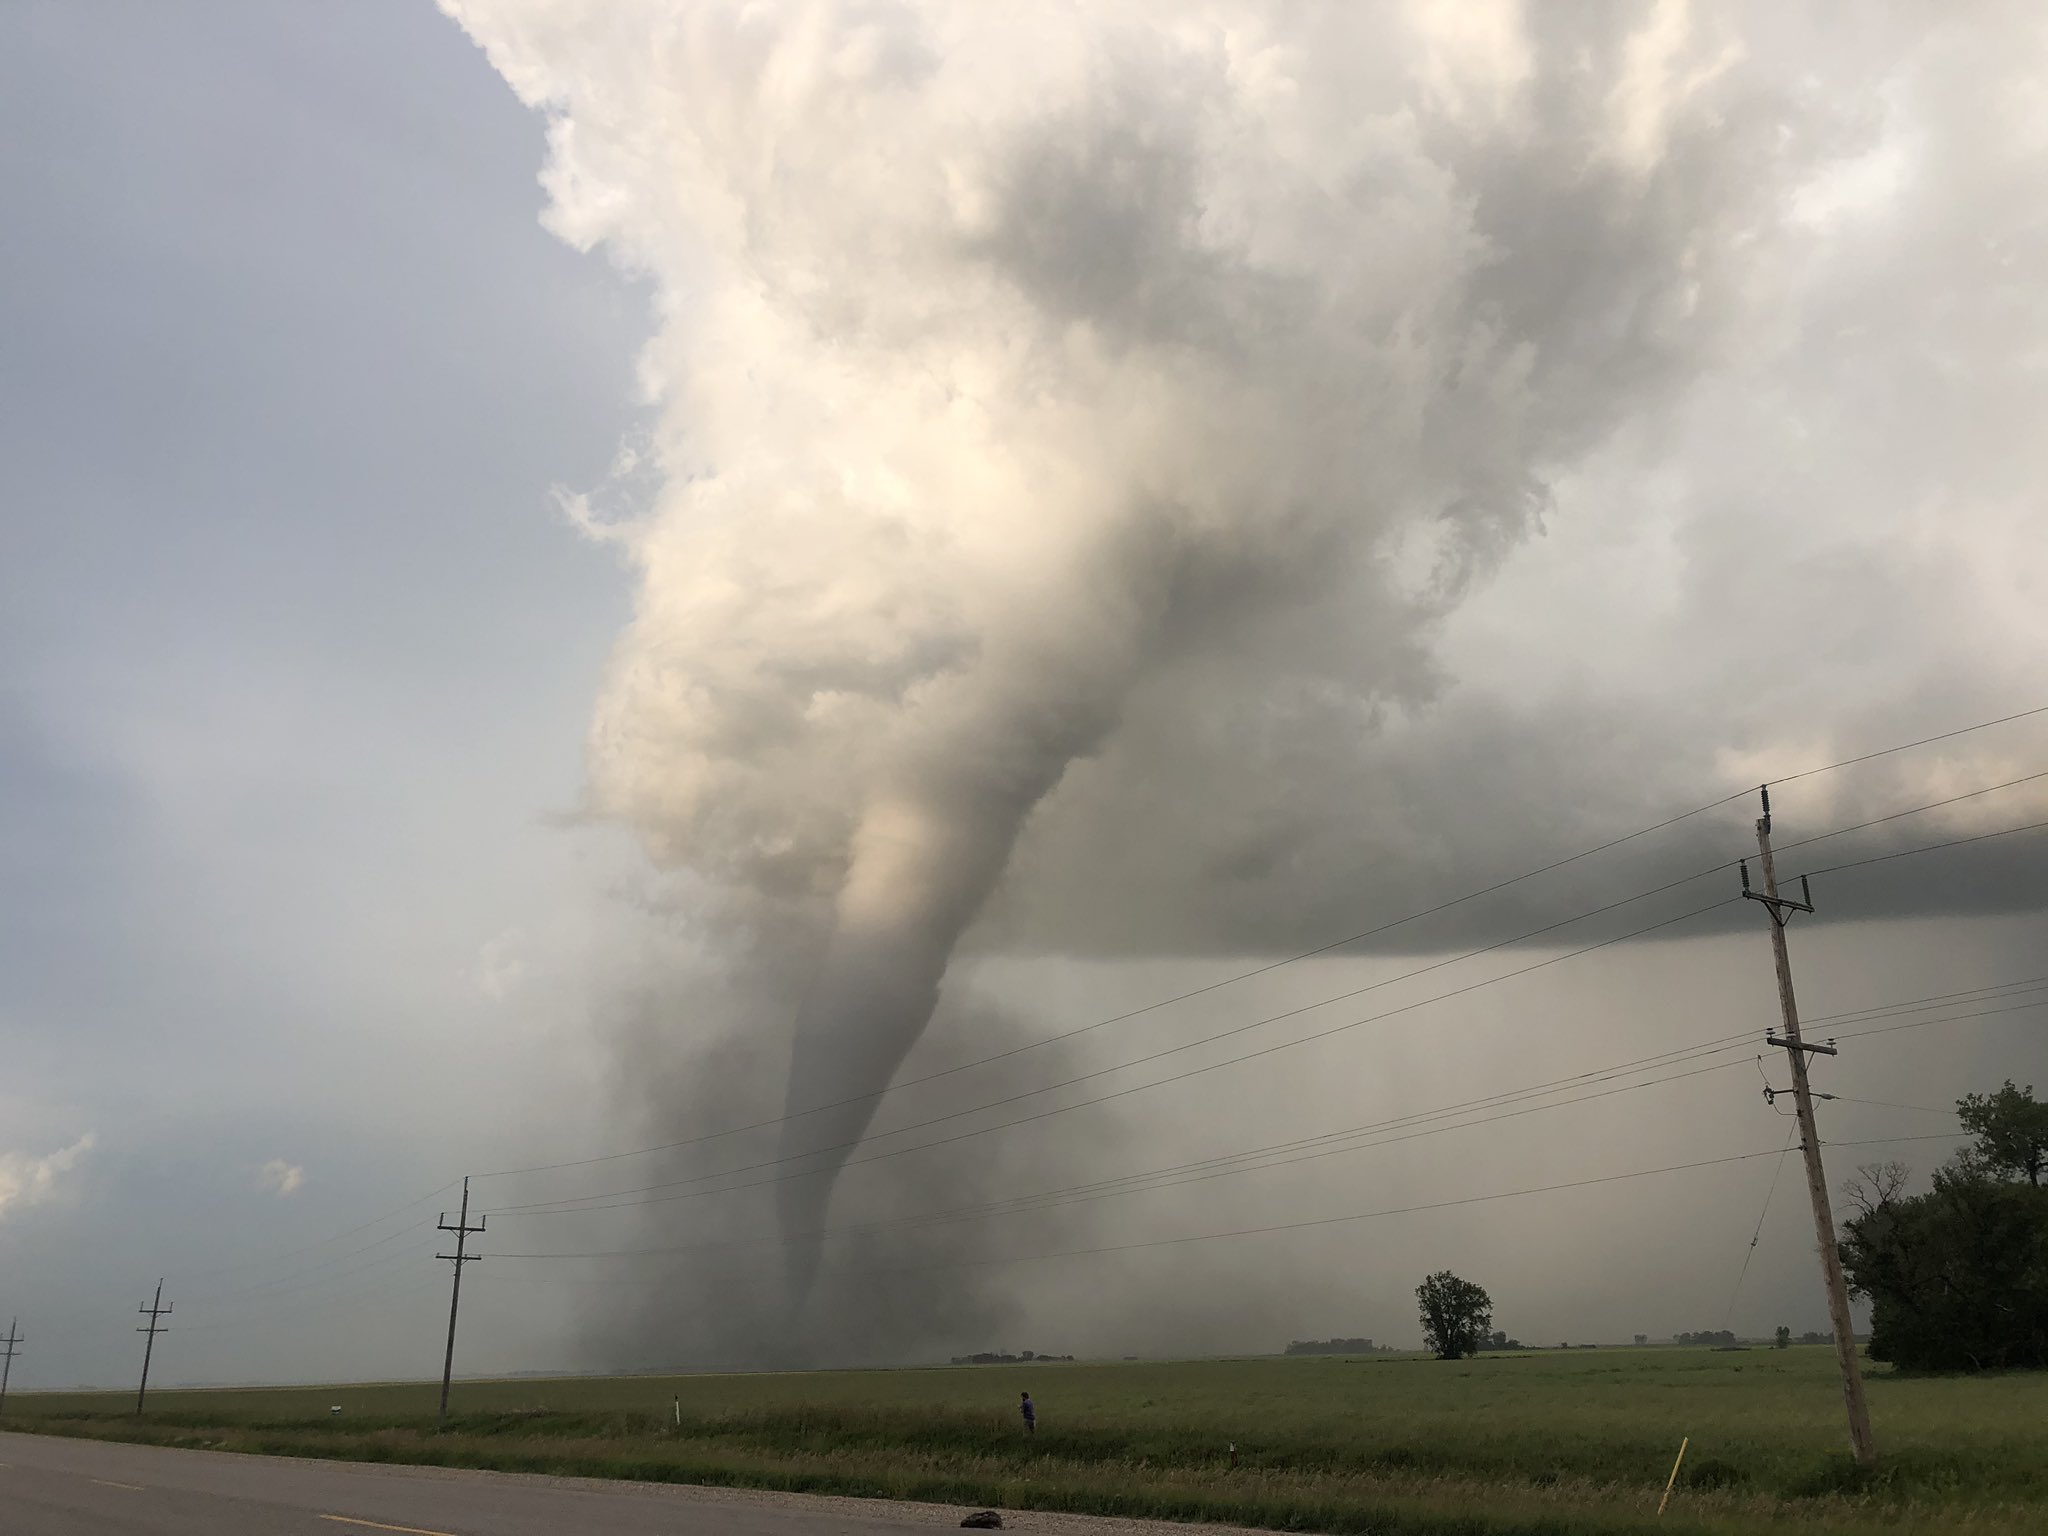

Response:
(0, 1317), (20, 1415)
(437, 1176), (485, 1425)
(1741, 786), (1876, 1468)
(135, 1281), (172, 1416)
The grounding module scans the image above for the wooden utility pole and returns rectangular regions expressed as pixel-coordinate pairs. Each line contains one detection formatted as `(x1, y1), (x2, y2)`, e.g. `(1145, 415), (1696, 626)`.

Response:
(436, 1176), (485, 1425)
(135, 1281), (171, 1416)
(0, 1317), (19, 1415)
(1741, 786), (1876, 1467)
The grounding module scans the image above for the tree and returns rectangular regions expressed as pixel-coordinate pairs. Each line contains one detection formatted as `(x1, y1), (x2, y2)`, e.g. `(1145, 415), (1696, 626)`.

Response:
(1839, 1086), (2048, 1372)
(1774, 1326), (1791, 1349)
(1956, 1080), (2048, 1186)
(1416, 1271), (1493, 1360)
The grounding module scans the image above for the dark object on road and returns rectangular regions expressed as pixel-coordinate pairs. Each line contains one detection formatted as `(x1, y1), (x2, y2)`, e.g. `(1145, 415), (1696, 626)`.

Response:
(961, 1511), (1003, 1528)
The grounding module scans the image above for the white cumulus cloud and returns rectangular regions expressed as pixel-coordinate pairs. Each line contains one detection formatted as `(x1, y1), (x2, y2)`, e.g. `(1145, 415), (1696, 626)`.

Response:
(257, 1158), (306, 1197)
(0, 1132), (96, 1221)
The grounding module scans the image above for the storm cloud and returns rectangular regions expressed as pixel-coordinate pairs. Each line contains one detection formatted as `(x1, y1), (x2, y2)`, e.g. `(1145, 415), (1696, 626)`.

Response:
(442, 0), (2048, 1332)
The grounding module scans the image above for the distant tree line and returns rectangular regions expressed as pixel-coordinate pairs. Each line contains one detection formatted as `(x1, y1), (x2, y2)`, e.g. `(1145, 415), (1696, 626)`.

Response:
(950, 1350), (1074, 1365)
(1283, 1338), (1396, 1356)
(1672, 1330), (1739, 1347)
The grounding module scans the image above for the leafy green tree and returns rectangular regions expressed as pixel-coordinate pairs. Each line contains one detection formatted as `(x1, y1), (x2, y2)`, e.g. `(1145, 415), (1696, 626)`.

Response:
(1839, 1084), (2048, 1373)
(1774, 1326), (1790, 1349)
(1956, 1080), (2048, 1186)
(1416, 1271), (1493, 1361)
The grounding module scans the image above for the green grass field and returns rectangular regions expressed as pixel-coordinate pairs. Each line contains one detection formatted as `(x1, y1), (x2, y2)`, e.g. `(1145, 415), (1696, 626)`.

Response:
(10, 1347), (2046, 1534)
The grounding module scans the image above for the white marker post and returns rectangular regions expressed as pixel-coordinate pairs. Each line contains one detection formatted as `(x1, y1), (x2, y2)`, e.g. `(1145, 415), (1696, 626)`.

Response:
(1657, 1437), (1690, 1517)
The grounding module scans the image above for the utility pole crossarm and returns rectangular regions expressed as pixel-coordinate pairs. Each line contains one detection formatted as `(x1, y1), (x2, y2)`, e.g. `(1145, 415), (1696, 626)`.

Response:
(1740, 863), (1814, 926)
(1766, 1033), (1838, 1056)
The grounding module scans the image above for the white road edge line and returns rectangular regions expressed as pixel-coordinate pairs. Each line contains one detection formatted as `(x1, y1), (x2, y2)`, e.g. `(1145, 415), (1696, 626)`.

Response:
(320, 1515), (460, 1536)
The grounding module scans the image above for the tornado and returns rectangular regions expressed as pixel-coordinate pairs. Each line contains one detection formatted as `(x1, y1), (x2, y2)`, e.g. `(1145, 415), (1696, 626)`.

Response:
(773, 598), (1147, 1298)
(773, 795), (1025, 1299)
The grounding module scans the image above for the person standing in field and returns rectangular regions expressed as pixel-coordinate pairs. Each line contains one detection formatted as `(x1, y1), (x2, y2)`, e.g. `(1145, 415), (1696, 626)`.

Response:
(1020, 1391), (1036, 1435)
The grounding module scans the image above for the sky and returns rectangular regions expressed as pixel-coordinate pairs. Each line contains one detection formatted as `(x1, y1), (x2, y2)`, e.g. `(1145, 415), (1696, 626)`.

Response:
(1, 0), (2045, 1391)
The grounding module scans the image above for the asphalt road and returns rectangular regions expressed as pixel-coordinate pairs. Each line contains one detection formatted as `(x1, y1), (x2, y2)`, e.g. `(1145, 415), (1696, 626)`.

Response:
(0, 1432), (979, 1535)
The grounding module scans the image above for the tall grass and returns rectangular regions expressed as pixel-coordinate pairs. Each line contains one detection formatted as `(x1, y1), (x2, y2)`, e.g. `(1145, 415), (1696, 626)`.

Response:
(13, 1348), (2046, 1535)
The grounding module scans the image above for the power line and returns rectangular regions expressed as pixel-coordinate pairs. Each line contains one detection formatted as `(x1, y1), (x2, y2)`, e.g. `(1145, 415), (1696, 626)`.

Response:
(490, 803), (2046, 1221)
(1833, 995), (2048, 1044)
(447, 1134), (1982, 1292)
(482, 967), (2039, 1268)
(473, 704), (2048, 1184)
(484, 780), (2047, 1216)
(496, 1048), (1762, 1256)
(489, 892), (1743, 1217)
(1772, 769), (2048, 858)
(867, 1047), (1760, 1229)
(939, 1062), (1754, 1238)
(484, 984), (2034, 1259)
(172, 1268), (446, 1335)
(1769, 704), (2048, 784)
(171, 1277), (448, 1340)
(160, 1180), (459, 1286)
(177, 1220), (438, 1305)
(1724, 1120), (1801, 1327)
(1791, 817), (2048, 880)
(16, 1181), (462, 1337)
(19, 1219), (445, 1339)
(179, 1232), (441, 1310)
(1827, 1096), (1960, 1116)
(502, 1139), (1964, 1278)
(1799, 975), (2048, 1027)
(493, 1148), (1796, 1265)
(472, 837), (1747, 1185)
